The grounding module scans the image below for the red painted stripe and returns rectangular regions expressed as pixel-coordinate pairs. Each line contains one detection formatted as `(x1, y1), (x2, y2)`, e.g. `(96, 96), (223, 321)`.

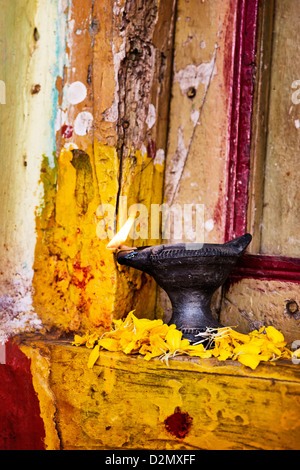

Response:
(225, 0), (259, 241)
(0, 341), (45, 450)
(230, 254), (300, 283)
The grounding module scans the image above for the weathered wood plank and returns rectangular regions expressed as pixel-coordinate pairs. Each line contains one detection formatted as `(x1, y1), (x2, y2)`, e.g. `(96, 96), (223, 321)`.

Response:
(221, 278), (300, 344)
(21, 338), (300, 450)
(247, 0), (275, 254)
(164, 0), (239, 245)
(261, 0), (300, 257)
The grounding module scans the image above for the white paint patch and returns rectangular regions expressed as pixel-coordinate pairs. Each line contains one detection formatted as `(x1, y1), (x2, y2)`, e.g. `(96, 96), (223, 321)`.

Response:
(0, 279), (42, 344)
(74, 111), (93, 136)
(103, 36), (126, 122)
(191, 108), (200, 126)
(174, 54), (217, 95)
(146, 104), (156, 129)
(113, 0), (125, 16)
(55, 108), (67, 132)
(295, 119), (300, 129)
(58, 0), (68, 14)
(63, 142), (78, 151)
(67, 81), (87, 105)
(205, 219), (214, 232)
(154, 148), (165, 166)
(141, 143), (147, 158)
(165, 127), (189, 203)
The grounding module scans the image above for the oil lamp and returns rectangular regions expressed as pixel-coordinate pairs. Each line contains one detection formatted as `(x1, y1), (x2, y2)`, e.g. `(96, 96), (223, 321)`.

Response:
(107, 216), (252, 343)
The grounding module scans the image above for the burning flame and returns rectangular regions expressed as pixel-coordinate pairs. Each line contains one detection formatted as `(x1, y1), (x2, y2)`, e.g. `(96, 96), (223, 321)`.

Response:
(106, 213), (137, 251)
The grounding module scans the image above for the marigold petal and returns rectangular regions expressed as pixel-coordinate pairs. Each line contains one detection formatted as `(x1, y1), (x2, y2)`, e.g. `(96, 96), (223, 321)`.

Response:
(150, 334), (168, 351)
(186, 344), (213, 358)
(234, 342), (261, 356)
(165, 329), (183, 352)
(72, 334), (88, 346)
(86, 332), (99, 349)
(98, 337), (120, 351)
(228, 329), (251, 343)
(237, 353), (261, 370)
(87, 344), (100, 368)
(217, 349), (233, 361)
(265, 326), (285, 343)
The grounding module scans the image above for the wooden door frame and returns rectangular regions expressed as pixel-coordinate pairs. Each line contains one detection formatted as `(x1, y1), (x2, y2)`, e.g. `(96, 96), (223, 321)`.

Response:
(225, 0), (300, 283)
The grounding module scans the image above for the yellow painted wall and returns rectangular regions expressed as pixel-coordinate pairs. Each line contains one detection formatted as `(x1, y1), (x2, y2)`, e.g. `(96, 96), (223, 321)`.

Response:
(32, 0), (176, 336)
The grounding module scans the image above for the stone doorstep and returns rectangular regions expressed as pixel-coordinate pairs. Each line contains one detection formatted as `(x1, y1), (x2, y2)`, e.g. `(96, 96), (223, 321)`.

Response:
(18, 336), (300, 450)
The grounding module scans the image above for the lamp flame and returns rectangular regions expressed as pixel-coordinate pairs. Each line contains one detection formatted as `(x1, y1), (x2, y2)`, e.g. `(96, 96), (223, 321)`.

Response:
(106, 213), (137, 251)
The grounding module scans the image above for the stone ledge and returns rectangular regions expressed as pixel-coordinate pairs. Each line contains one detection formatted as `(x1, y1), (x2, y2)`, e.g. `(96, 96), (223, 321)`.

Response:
(19, 336), (300, 450)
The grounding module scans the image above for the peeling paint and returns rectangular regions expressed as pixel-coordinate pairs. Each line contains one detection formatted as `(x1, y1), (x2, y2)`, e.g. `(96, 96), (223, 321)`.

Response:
(190, 108), (200, 126)
(154, 148), (165, 166)
(66, 81), (87, 105)
(55, 108), (67, 132)
(165, 126), (189, 204)
(146, 104), (156, 129)
(174, 54), (217, 95)
(0, 281), (42, 344)
(103, 36), (126, 123)
(74, 111), (93, 136)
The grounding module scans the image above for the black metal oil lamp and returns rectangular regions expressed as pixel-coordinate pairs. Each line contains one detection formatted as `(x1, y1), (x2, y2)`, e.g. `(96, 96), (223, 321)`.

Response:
(116, 234), (252, 343)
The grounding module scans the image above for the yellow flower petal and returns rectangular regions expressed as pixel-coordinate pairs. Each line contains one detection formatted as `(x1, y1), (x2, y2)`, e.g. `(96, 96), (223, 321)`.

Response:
(282, 348), (292, 359)
(165, 329), (183, 352)
(72, 333), (88, 346)
(233, 342), (262, 356)
(87, 344), (100, 368)
(98, 337), (120, 352)
(75, 311), (295, 371)
(180, 338), (191, 351)
(150, 334), (168, 351)
(265, 326), (285, 343)
(112, 318), (124, 329)
(86, 332), (99, 349)
(186, 344), (213, 358)
(228, 329), (251, 343)
(217, 349), (233, 361)
(149, 324), (170, 339)
(237, 353), (261, 370)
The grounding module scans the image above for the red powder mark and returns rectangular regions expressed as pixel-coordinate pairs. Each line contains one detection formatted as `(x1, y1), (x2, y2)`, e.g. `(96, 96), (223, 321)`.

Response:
(0, 341), (45, 450)
(72, 262), (94, 289)
(147, 139), (156, 159)
(61, 124), (74, 138)
(164, 407), (193, 439)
